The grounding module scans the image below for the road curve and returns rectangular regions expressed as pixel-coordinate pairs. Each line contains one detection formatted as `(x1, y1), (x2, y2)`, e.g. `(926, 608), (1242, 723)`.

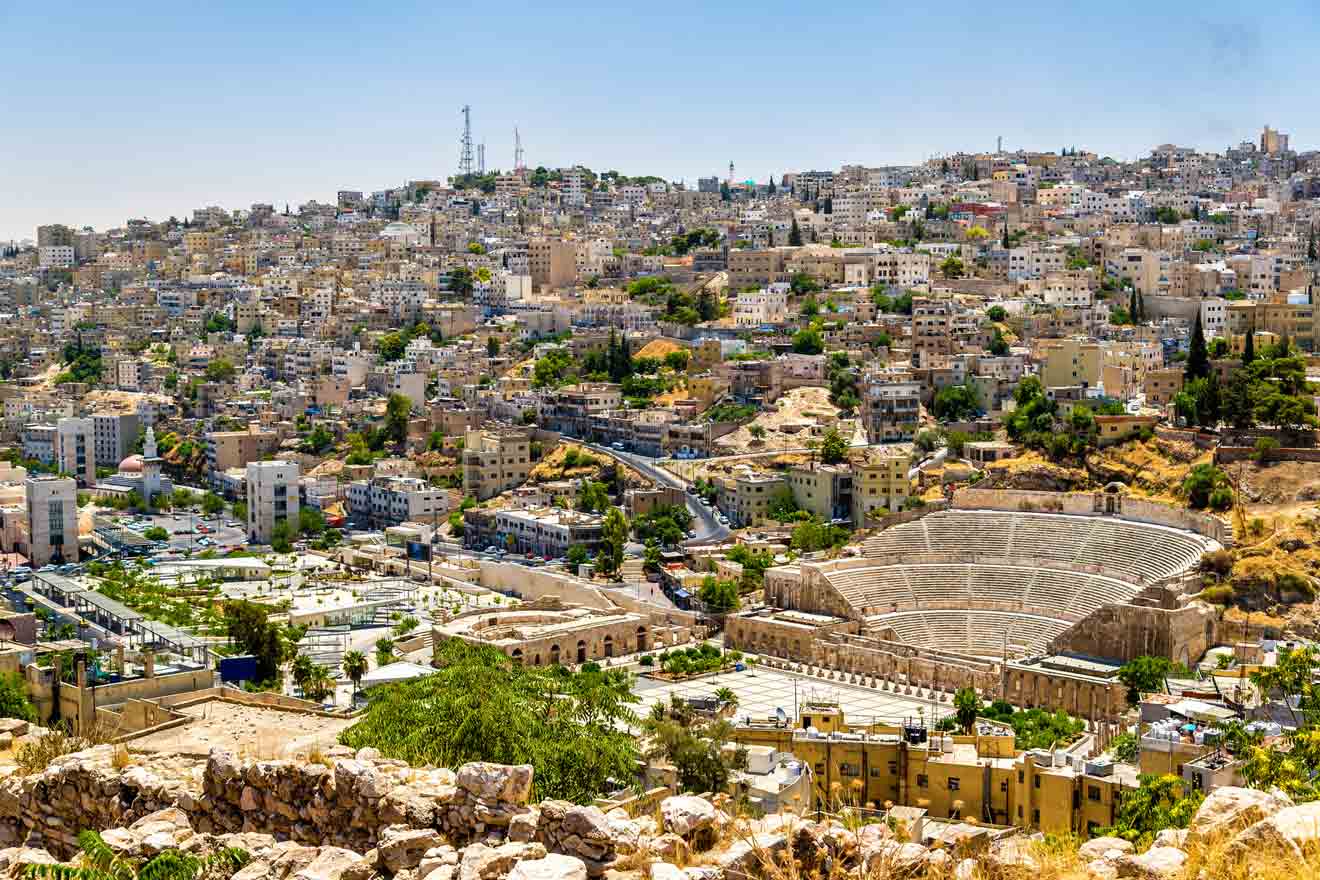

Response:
(586, 444), (732, 544)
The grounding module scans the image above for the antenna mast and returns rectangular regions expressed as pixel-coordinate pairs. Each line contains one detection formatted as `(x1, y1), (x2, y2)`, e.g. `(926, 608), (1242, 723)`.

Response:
(459, 105), (475, 176)
(514, 127), (525, 172)
(478, 143), (486, 175)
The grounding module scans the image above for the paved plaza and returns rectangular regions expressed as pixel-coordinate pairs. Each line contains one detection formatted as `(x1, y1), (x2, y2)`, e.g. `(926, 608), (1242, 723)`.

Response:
(632, 663), (958, 728)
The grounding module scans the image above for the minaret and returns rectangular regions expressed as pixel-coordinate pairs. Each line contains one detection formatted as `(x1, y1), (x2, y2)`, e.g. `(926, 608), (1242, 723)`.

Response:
(141, 426), (163, 507)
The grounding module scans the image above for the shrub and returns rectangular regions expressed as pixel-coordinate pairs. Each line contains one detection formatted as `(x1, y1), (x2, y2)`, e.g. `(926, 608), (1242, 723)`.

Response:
(16, 729), (90, 775)
(1199, 549), (1234, 576)
(1275, 571), (1315, 599)
(639, 655), (654, 667)
(1199, 585), (1234, 605)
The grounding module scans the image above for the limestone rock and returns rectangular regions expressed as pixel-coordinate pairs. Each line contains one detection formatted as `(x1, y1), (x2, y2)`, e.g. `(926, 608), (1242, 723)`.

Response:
(1226, 801), (1320, 863)
(717, 833), (788, 879)
(649, 862), (684, 880)
(1113, 846), (1187, 880)
(457, 763), (535, 805)
(291, 847), (366, 880)
(1189, 786), (1292, 844)
(379, 826), (447, 873)
(509, 809), (540, 843)
(1151, 829), (1187, 849)
(954, 858), (978, 880)
(647, 834), (687, 862)
(459, 841), (548, 880)
(1087, 858), (1119, 880)
(659, 796), (717, 839)
(1078, 837), (1134, 861)
(507, 854), (590, 880)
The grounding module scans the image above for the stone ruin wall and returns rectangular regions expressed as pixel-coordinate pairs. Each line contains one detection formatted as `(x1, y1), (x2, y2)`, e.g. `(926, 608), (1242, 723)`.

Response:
(0, 744), (647, 875)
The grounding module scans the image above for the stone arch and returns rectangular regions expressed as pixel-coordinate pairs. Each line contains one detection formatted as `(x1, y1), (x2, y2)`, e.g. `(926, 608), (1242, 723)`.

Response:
(577, 640), (588, 663)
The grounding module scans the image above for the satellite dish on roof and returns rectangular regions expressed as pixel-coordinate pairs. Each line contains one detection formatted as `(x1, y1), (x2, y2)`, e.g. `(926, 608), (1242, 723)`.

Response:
(776, 706), (789, 726)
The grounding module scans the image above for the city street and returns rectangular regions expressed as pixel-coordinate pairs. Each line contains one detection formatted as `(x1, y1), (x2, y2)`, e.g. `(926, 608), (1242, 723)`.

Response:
(586, 444), (731, 544)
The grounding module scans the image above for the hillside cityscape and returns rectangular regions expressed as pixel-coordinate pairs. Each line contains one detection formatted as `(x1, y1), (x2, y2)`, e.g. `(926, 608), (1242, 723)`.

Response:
(1, 120), (1320, 879)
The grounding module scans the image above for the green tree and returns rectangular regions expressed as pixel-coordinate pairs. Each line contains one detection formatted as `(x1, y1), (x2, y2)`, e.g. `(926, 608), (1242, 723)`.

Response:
(200, 492), (225, 515)
(375, 637), (396, 667)
(142, 526), (169, 542)
(0, 672), (36, 723)
(575, 480), (611, 514)
(1118, 656), (1172, 703)
(1101, 773), (1203, 847)
(269, 519), (294, 553)
(933, 383), (981, 421)
(596, 507), (628, 579)
(340, 641), (639, 802)
(566, 544), (589, 569)
(642, 712), (746, 795)
(383, 392), (412, 446)
(791, 327), (823, 355)
(788, 217), (803, 246)
(1182, 463), (1233, 511)
(938, 255), (965, 278)
(698, 575), (739, 613)
(953, 686), (980, 734)
(224, 600), (287, 683)
(1186, 312), (1210, 380)
(341, 650), (368, 695)
(819, 427), (848, 464)
(298, 506), (326, 536)
(204, 358), (236, 383)
(1243, 331), (1256, 365)
(987, 305), (1007, 322)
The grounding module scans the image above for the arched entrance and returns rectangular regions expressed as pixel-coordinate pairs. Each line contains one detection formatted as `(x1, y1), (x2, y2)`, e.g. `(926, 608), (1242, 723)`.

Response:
(511, 648), (523, 665)
(604, 635), (614, 658)
(550, 644), (561, 665)
(577, 640), (588, 663)
(636, 627), (648, 653)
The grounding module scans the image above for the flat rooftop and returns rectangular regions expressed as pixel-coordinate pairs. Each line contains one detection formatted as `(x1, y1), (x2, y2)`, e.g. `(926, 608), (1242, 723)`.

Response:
(130, 698), (355, 759)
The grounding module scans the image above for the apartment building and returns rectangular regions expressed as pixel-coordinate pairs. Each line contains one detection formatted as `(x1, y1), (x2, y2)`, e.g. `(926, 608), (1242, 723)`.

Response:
(20, 425), (56, 465)
(862, 374), (922, 443)
(728, 248), (789, 288)
(785, 464), (853, 522)
(527, 238), (577, 291)
(719, 473), (788, 528)
(346, 475), (451, 529)
(1039, 338), (1103, 390)
(55, 418), (95, 487)
(851, 447), (914, 524)
(93, 412), (140, 470)
(488, 507), (604, 558)
(246, 460), (299, 544)
(734, 284), (790, 327)
(538, 383), (622, 438)
(734, 707), (1131, 836)
(461, 426), (533, 500)
(26, 475), (78, 568)
(206, 425), (280, 480)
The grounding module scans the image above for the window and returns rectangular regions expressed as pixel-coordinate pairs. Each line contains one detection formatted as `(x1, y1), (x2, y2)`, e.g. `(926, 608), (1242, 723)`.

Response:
(916, 774), (928, 789)
(1034, 776), (1041, 789)
(1032, 809), (1040, 825)
(1018, 771), (1024, 784)
(1000, 780), (1009, 793)
(839, 763), (860, 778)
(1088, 785), (1101, 802)
(948, 777), (960, 791)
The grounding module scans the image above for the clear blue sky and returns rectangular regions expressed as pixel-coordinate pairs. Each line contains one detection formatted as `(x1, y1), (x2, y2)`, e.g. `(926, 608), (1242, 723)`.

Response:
(2, 0), (1316, 241)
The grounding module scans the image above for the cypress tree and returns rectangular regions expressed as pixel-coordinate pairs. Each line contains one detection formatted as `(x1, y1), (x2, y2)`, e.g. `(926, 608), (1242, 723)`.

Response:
(789, 217), (802, 247)
(1242, 330), (1255, 365)
(1187, 313), (1210, 379)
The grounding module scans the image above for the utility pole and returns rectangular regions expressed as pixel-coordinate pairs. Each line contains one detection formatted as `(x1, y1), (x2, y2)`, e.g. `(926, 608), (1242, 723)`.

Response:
(477, 143), (486, 176)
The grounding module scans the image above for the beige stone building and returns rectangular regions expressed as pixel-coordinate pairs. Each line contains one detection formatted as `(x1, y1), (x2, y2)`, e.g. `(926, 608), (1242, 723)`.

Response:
(461, 426), (532, 501)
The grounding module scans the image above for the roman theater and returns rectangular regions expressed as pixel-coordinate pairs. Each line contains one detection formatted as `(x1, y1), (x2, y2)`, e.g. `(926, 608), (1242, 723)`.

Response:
(726, 486), (1230, 725)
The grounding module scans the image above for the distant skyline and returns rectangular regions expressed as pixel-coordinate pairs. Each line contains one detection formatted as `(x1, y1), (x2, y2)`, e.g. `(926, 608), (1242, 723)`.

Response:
(3, 0), (1318, 241)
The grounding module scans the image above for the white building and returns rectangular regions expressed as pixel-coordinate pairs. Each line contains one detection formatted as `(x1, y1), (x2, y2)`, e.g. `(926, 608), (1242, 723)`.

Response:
(734, 283), (790, 327)
(246, 460), (299, 545)
(346, 475), (450, 529)
(25, 475), (78, 567)
(55, 417), (94, 487)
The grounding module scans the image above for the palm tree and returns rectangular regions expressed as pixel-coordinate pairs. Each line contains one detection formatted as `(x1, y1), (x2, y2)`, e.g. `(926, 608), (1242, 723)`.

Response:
(342, 649), (368, 694)
(23, 829), (247, 879)
(302, 665), (335, 704)
(290, 653), (315, 693)
(714, 687), (738, 710)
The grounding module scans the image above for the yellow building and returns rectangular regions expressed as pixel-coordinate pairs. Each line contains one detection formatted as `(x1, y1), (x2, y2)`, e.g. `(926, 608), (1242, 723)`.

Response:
(735, 706), (1135, 836)
(851, 448), (914, 525)
(718, 473), (787, 527)
(1039, 338), (1103, 390)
